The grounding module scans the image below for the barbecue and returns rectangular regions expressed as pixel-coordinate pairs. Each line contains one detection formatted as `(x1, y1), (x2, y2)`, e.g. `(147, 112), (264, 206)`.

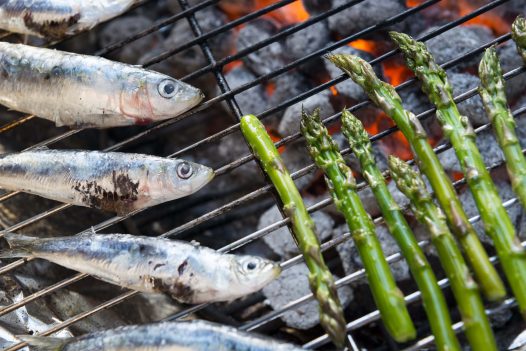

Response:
(0, 0), (525, 350)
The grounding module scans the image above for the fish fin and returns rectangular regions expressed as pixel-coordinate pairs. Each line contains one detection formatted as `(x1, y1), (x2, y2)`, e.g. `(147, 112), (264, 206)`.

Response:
(16, 335), (68, 351)
(0, 232), (38, 258)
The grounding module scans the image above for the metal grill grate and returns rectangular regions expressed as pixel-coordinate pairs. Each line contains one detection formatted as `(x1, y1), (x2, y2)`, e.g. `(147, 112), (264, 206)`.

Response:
(0, 0), (524, 350)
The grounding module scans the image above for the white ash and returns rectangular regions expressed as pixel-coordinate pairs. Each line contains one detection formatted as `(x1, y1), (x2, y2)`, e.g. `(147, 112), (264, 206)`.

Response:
(98, 16), (162, 64)
(302, 0), (332, 15)
(263, 264), (353, 330)
(458, 178), (521, 245)
(448, 72), (488, 126)
(325, 46), (375, 102)
(165, 7), (233, 77)
(221, 66), (269, 116)
(237, 19), (286, 76)
(327, 0), (407, 38)
(497, 41), (526, 103)
(285, 20), (331, 62)
(259, 201), (334, 259)
(425, 25), (494, 71)
(438, 129), (504, 173)
(335, 222), (411, 282)
(279, 90), (335, 136)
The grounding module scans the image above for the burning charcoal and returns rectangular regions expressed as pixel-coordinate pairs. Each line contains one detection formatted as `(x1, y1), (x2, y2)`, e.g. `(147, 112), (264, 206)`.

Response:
(98, 16), (162, 64)
(497, 41), (526, 103)
(284, 20), (330, 63)
(327, 0), (407, 38)
(217, 0), (257, 15)
(237, 19), (286, 76)
(262, 264), (353, 330)
(302, 0), (332, 15)
(221, 66), (269, 116)
(425, 25), (494, 70)
(165, 7), (234, 77)
(438, 128), (504, 173)
(448, 72), (487, 126)
(279, 90), (335, 136)
(335, 223), (410, 282)
(325, 46), (375, 102)
(259, 202), (334, 259)
(399, 89), (441, 139)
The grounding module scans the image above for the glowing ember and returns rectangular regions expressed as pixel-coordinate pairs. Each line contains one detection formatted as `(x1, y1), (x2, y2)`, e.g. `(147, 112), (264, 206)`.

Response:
(267, 127), (286, 153)
(224, 60), (243, 73)
(382, 57), (414, 86)
(348, 39), (378, 55)
(221, 0), (309, 25)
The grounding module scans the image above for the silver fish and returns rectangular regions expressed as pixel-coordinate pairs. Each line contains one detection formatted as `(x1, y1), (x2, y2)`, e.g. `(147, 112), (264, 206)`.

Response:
(0, 149), (214, 214)
(18, 320), (302, 351)
(0, 0), (141, 39)
(0, 42), (203, 128)
(0, 233), (281, 304)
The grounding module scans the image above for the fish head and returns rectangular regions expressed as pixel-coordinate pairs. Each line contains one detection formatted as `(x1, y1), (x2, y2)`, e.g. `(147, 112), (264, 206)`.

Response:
(229, 255), (281, 295)
(167, 160), (215, 195)
(120, 72), (204, 124)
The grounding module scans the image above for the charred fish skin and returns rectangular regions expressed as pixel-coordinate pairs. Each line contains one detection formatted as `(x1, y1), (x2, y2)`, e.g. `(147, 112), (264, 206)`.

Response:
(1, 233), (282, 304)
(0, 0), (140, 39)
(0, 42), (203, 128)
(19, 320), (303, 350)
(0, 149), (214, 215)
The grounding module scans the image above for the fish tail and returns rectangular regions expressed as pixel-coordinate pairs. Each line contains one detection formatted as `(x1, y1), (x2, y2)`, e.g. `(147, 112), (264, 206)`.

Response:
(16, 335), (68, 350)
(0, 232), (38, 258)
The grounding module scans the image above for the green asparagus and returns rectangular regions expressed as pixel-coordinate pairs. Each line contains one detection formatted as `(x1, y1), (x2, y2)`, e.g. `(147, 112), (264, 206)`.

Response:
(512, 16), (526, 62)
(300, 108), (416, 343)
(337, 109), (459, 350)
(240, 114), (347, 348)
(479, 46), (526, 209)
(390, 31), (526, 317)
(388, 155), (497, 351)
(326, 53), (506, 301)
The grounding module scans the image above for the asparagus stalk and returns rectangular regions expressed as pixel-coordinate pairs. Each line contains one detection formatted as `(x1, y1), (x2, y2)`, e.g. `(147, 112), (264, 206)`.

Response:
(479, 46), (526, 209)
(512, 16), (526, 62)
(388, 155), (497, 351)
(390, 31), (526, 317)
(300, 108), (417, 343)
(326, 53), (506, 301)
(240, 114), (347, 348)
(337, 109), (459, 350)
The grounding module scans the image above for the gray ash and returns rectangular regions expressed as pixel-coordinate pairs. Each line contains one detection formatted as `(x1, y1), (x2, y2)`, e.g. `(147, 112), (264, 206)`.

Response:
(221, 66), (269, 116)
(284, 21), (330, 62)
(262, 264), (353, 330)
(497, 40), (526, 103)
(302, 0), (332, 15)
(327, 0), (407, 38)
(281, 140), (319, 191)
(237, 19), (286, 76)
(448, 72), (488, 126)
(425, 25), (494, 70)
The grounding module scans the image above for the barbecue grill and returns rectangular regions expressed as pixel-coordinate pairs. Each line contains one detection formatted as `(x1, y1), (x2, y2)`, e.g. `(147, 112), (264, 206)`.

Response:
(0, 0), (524, 350)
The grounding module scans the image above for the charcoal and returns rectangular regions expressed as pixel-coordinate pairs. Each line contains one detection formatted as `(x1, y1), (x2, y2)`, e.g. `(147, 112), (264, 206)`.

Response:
(165, 7), (234, 77)
(489, 307), (513, 328)
(279, 90), (334, 136)
(497, 41), (526, 103)
(399, 89), (441, 138)
(448, 72), (487, 126)
(217, 0), (257, 15)
(237, 19), (286, 76)
(259, 202), (334, 259)
(217, 131), (262, 185)
(388, 179), (410, 210)
(425, 25), (494, 70)
(262, 264), (353, 330)
(221, 66), (269, 116)
(281, 140), (318, 190)
(438, 128), (504, 173)
(458, 178), (519, 245)
(513, 96), (526, 144)
(284, 20), (330, 62)
(98, 16), (162, 64)
(302, 0), (332, 15)
(335, 222), (410, 282)
(325, 46), (374, 102)
(327, 0), (406, 38)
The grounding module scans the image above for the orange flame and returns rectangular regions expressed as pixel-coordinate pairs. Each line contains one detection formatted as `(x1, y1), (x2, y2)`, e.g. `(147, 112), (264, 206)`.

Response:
(382, 58), (414, 86)
(348, 39), (378, 56)
(220, 0), (309, 25)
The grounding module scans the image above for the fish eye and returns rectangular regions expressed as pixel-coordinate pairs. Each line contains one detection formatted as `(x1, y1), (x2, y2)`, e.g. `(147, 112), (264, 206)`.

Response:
(158, 79), (178, 99)
(246, 261), (257, 270)
(177, 162), (193, 179)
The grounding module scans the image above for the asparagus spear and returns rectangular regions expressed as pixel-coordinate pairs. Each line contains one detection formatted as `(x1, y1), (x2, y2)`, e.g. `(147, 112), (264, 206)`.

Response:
(300, 108), (417, 343)
(512, 16), (526, 62)
(240, 114), (347, 348)
(326, 53), (505, 302)
(479, 46), (526, 209)
(388, 155), (497, 351)
(390, 31), (526, 318)
(336, 109), (459, 350)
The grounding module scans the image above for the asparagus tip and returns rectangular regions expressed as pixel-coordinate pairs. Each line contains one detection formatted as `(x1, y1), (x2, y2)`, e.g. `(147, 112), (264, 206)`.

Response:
(341, 109), (370, 150)
(512, 15), (526, 53)
(478, 46), (500, 89)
